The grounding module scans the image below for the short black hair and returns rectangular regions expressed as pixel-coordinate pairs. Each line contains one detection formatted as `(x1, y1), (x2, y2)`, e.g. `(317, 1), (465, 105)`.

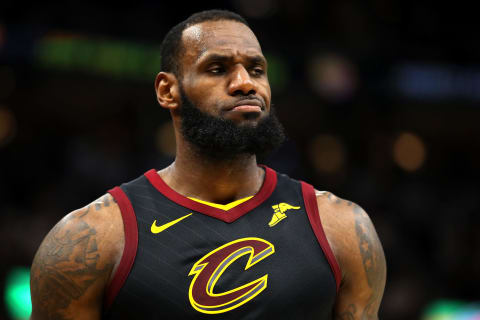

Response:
(160, 9), (249, 77)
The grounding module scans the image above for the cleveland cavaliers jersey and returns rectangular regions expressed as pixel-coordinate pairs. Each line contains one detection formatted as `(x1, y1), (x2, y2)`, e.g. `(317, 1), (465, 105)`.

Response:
(104, 166), (341, 319)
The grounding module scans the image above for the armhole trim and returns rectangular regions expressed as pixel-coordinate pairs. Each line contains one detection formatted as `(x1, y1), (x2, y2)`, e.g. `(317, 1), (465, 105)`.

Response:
(104, 186), (139, 310)
(301, 181), (341, 293)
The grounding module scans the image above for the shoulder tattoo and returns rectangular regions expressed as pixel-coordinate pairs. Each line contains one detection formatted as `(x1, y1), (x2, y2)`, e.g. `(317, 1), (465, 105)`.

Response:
(323, 192), (386, 319)
(30, 195), (115, 319)
(352, 203), (386, 318)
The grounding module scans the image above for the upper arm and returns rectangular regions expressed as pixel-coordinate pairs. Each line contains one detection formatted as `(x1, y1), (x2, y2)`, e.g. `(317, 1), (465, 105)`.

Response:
(316, 192), (386, 320)
(30, 194), (124, 320)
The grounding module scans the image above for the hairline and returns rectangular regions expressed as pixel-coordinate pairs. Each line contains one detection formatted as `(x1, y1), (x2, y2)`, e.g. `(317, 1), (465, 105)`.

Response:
(177, 19), (253, 78)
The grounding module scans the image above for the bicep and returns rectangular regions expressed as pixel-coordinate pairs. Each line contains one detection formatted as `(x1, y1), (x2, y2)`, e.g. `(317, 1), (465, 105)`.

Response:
(30, 201), (116, 320)
(334, 204), (386, 320)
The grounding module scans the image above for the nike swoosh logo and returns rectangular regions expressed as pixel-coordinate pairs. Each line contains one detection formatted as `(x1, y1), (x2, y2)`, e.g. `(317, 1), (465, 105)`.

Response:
(151, 213), (193, 234)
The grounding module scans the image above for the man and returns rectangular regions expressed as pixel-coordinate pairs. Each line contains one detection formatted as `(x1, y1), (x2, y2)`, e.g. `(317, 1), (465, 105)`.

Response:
(30, 9), (386, 319)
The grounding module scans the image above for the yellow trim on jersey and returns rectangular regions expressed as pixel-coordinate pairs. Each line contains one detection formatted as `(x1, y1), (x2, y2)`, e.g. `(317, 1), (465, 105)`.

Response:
(188, 237), (275, 314)
(187, 196), (253, 211)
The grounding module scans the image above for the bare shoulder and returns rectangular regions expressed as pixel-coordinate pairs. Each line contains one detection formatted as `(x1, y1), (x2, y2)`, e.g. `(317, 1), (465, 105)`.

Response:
(314, 190), (382, 279)
(315, 190), (386, 319)
(30, 193), (124, 320)
(314, 190), (360, 259)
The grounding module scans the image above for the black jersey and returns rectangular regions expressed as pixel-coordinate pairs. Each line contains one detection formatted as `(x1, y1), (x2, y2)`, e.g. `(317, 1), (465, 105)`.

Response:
(104, 166), (340, 319)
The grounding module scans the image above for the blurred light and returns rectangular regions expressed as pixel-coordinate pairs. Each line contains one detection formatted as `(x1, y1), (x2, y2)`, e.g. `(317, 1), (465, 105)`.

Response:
(4, 266), (32, 320)
(35, 34), (162, 81)
(309, 134), (346, 174)
(307, 54), (357, 102)
(394, 63), (480, 101)
(232, 0), (277, 19)
(392, 132), (426, 172)
(0, 66), (16, 99)
(0, 107), (17, 146)
(156, 121), (176, 156)
(422, 299), (480, 320)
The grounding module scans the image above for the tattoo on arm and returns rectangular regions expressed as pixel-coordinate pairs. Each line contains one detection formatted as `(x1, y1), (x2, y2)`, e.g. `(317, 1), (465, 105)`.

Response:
(338, 304), (356, 320)
(354, 205), (378, 287)
(353, 204), (386, 319)
(323, 193), (386, 319)
(31, 195), (115, 319)
(78, 195), (116, 218)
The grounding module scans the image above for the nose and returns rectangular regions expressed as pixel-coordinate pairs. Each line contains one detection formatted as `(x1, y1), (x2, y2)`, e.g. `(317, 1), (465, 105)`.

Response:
(228, 65), (256, 96)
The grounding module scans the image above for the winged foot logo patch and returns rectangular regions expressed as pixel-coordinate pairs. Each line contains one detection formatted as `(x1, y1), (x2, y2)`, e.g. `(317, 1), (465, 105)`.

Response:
(268, 203), (301, 227)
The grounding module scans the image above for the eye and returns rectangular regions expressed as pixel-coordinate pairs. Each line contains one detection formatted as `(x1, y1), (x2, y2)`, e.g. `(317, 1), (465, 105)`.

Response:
(251, 67), (265, 76)
(207, 65), (226, 75)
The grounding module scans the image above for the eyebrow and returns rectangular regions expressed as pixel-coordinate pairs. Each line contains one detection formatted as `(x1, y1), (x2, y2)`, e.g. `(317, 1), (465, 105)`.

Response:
(197, 53), (267, 67)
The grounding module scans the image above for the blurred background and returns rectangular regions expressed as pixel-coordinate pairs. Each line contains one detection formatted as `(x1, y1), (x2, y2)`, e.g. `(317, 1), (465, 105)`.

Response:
(1, 1), (479, 319)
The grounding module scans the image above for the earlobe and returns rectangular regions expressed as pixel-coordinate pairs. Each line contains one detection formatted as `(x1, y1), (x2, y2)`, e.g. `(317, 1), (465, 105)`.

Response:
(155, 72), (179, 110)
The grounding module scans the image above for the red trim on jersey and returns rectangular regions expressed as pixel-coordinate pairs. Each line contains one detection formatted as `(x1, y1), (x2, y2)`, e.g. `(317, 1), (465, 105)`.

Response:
(104, 186), (139, 310)
(144, 165), (277, 223)
(301, 181), (341, 293)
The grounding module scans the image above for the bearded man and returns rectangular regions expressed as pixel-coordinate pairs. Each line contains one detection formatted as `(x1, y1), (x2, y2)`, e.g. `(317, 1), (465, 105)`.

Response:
(30, 9), (386, 320)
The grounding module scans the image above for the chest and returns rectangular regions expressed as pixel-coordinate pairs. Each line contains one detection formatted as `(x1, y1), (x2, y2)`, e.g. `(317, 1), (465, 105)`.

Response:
(107, 193), (336, 319)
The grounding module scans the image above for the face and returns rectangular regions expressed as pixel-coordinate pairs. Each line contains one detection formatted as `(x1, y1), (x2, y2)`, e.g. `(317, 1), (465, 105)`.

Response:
(178, 82), (285, 160)
(169, 20), (284, 160)
(179, 20), (271, 126)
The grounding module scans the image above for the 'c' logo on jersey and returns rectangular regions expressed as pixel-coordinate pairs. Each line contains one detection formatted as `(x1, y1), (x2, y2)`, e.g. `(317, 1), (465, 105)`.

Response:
(188, 237), (275, 314)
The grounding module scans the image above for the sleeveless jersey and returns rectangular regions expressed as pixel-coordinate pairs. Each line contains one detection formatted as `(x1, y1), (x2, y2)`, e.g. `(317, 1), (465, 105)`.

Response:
(104, 166), (341, 319)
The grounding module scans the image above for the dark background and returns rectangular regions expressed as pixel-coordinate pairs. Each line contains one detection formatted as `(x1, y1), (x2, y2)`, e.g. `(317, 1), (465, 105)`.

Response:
(1, 1), (479, 319)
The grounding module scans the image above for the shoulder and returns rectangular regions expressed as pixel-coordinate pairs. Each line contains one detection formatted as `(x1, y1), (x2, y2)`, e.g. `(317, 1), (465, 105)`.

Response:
(30, 193), (124, 318)
(314, 190), (386, 318)
(314, 190), (384, 283)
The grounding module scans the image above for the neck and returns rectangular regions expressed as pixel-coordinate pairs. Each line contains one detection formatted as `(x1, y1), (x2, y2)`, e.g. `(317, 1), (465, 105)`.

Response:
(158, 142), (265, 204)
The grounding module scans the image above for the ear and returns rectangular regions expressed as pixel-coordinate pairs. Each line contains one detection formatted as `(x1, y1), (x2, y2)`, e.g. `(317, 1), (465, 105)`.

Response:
(154, 72), (180, 110)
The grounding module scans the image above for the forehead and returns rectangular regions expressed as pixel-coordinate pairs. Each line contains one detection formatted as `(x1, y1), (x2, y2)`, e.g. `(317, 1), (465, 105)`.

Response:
(181, 20), (263, 64)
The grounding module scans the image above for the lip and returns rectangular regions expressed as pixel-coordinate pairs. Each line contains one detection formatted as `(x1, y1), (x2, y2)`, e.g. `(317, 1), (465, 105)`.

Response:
(231, 105), (262, 112)
(227, 99), (264, 112)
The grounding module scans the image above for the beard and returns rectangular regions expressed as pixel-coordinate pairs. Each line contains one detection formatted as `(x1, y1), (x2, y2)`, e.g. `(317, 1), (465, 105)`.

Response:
(178, 86), (285, 161)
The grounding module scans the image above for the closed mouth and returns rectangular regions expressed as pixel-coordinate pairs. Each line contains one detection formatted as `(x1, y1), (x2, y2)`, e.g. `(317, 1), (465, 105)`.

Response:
(227, 99), (265, 111)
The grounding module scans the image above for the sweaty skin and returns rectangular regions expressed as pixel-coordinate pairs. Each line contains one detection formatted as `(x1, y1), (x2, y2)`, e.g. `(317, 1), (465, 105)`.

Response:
(30, 194), (124, 320)
(316, 191), (386, 319)
(30, 19), (386, 320)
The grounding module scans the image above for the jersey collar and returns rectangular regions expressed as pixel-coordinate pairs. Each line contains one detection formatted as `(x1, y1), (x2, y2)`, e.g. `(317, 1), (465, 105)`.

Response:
(144, 165), (277, 223)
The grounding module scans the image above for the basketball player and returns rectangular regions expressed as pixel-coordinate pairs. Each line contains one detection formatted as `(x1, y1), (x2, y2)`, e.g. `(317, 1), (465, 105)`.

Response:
(30, 10), (386, 319)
